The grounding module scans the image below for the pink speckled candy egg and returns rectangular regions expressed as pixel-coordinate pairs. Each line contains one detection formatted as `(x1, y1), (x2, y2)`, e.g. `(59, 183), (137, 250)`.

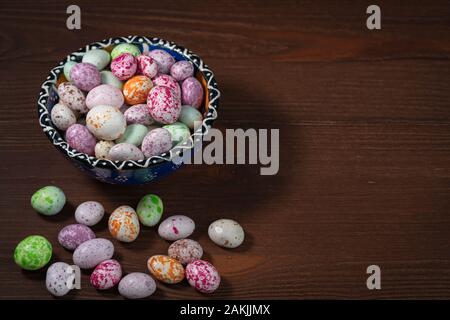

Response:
(152, 74), (181, 99)
(70, 62), (101, 91)
(168, 239), (203, 265)
(86, 84), (124, 109)
(73, 238), (114, 269)
(147, 49), (175, 74)
(90, 259), (122, 290)
(124, 104), (154, 125)
(86, 105), (126, 140)
(108, 143), (145, 161)
(58, 82), (88, 114)
(181, 77), (204, 108)
(75, 201), (105, 226)
(136, 55), (158, 78)
(186, 260), (221, 293)
(158, 215), (195, 241)
(170, 60), (194, 81)
(141, 128), (172, 158)
(58, 224), (96, 251)
(111, 53), (137, 81)
(65, 124), (96, 155)
(147, 86), (181, 124)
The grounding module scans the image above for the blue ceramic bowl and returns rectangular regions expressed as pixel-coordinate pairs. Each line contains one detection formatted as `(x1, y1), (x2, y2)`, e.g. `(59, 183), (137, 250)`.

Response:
(38, 36), (220, 184)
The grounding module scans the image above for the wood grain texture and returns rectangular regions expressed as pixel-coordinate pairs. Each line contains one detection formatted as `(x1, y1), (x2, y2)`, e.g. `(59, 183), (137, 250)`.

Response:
(1, 0), (450, 299)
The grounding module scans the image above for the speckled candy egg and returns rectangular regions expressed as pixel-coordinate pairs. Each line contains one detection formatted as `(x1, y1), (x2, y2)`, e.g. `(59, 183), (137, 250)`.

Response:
(14, 235), (52, 270)
(147, 255), (184, 284)
(116, 124), (148, 146)
(86, 105), (126, 140)
(181, 77), (204, 108)
(123, 75), (153, 105)
(108, 143), (145, 161)
(75, 201), (105, 226)
(179, 105), (203, 130)
(51, 103), (77, 131)
(124, 104), (153, 125)
(46, 262), (73, 296)
(152, 74), (181, 98)
(170, 60), (194, 81)
(186, 260), (221, 293)
(111, 43), (141, 60)
(168, 239), (203, 265)
(58, 82), (88, 114)
(58, 224), (96, 250)
(136, 55), (158, 78)
(82, 49), (110, 70)
(147, 86), (181, 124)
(90, 259), (122, 290)
(73, 238), (114, 269)
(65, 124), (96, 155)
(163, 122), (191, 146)
(147, 49), (175, 74)
(111, 53), (137, 81)
(70, 62), (101, 91)
(108, 205), (140, 242)
(136, 194), (163, 227)
(63, 61), (77, 81)
(86, 84), (124, 109)
(158, 215), (195, 241)
(118, 272), (156, 299)
(95, 140), (115, 159)
(31, 185), (66, 215)
(100, 70), (123, 89)
(208, 219), (245, 248)
(141, 128), (172, 158)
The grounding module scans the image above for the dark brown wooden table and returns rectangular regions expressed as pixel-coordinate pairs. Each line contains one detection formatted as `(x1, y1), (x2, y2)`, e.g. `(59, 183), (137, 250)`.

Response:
(1, 0), (450, 299)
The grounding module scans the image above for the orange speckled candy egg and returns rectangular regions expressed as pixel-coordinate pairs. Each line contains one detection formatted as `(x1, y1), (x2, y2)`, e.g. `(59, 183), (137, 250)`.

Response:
(108, 205), (140, 242)
(147, 255), (185, 284)
(123, 75), (153, 105)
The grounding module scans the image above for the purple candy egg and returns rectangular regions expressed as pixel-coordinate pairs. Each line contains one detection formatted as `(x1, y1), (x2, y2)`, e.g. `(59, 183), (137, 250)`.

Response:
(147, 49), (175, 74)
(141, 128), (172, 158)
(58, 224), (96, 250)
(181, 77), (204, 108)
(111, 53), (137, 81)
(70, 63), (101, 91)
(124, 104), (154, 125)
(170, 60), (194, 82)
(65, 124), (96, 156)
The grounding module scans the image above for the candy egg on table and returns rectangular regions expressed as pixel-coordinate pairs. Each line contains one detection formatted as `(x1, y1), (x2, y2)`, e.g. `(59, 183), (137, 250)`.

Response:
(147, 255), (185, 284)
(14, 235), (52, 270)
(118, 272), (156, 299)
(179, 105), (203, 130)
(86, 84), (124, 109)
(90, 259), (122, 290)
(82, 49), (110, 70)
(186, 260), (221, 293)
(152, 74), (181, 98)
(65, 124), (97, 155)
(170, 60), (194, 81)
(111, 53), (137, 81)
(116, 124), (148, 146)
(63, 61), (77, 81)
(158, 215), (195, 241)
(94, 140), (115, 159)
(73, 238), (114, 269)
(147, 86), (182, 124)
(163, 122), (191, 146)
(100, 70), (123, 89)
(147, 49), (175, 74)
(136, 194), (163, 227)
(75, 201), (105, 226)
(108, 143), (145, 161)
(108, 205), (140, 242)
(51, 103), (77, 131)
(123, 75), (153, 105)
(208, 219), (245, 248)
(124, 104), (153, 125)
(168, 239), (203, 265)
(58, 224), (96, 250)
(86, 105), (126, 141)
(141, 128), (172, 158)
(46, 262), (73, 297)
(57, 82), (88, 114)
(111, 43), (141, 60)
(136, 55), (158, 79)
(70, 62), (101, 91)
(181, 77), (204, 108)
(31, 185), (66, 216)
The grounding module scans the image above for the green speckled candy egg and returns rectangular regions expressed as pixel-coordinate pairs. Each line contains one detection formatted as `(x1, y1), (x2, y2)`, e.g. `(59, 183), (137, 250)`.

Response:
(63, 61), (77, 81)
(163, 122), (191, 146)
(82, 49), (110, 70)
(31, 186), (66, 216)
(137, 194), (163, 227)
(14, 235), (52, 270)
(179, 105), (203, 130)
(111, 43), (141, 60)
(100, 71), (123, 89)
(116, 124), (148, 146)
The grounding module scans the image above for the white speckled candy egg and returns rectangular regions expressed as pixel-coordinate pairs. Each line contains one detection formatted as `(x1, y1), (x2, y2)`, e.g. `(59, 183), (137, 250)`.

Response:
(147, 49), (175, 74)
(140, 128), (172, 158)
(158, 215), (195, 241)
(147, 86), (181, 124)
(108, 143), (145, 161)
(100, 70), (123, 89)
(70, 62), (101, 91)
(208, 219), (245, 248)
(116, 124), (148, 146)
(124, 104), (154, 125)
(73, 238), (114, 269)
(65, 124), (96, 156)
(147, 255), (185, 284)
(186, 260), (221, 293)
(94, 140), (115, 159)
(86, 105), (126, 140)
(82, 49), (111, 70)
(181, 77), (204, 108)
(90, 259), (122, 290)
(75, 201), (105, 226)
(63, 61), (77, 81)
(86, 84), (124, 109)
(111, 53), (137, 81)
(170, 60), (194, 81)
(58, 82), (88, 114)
(152, 74), (181, 98)
(179, 105), (203, 130)
(163, 122), (191, 146)
(51, 103), (77, 131)
(46, 262), (73, 297)
(118, 272), (156, 299)
(168, 239), (203, 265)
(58, 224), (96, 250)
(108, 205), (140, 242)
(136, 55), (158, 79)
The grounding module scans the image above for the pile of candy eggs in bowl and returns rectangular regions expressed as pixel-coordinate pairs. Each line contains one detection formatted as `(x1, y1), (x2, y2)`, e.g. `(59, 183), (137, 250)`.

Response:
(37, 36), (219, 184)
